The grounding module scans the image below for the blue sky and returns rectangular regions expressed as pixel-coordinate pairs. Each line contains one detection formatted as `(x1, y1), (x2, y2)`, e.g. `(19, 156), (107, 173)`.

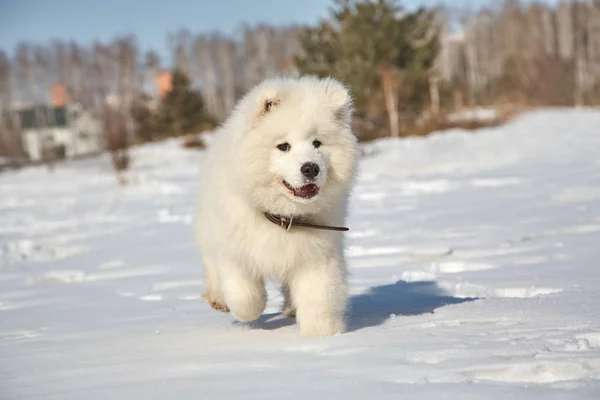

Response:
(1, 0), (558, 60)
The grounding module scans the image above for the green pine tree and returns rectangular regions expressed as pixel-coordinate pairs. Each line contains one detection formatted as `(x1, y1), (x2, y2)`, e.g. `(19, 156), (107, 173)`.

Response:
(153, 69), (212, 138)
(296, 0), (439, 137)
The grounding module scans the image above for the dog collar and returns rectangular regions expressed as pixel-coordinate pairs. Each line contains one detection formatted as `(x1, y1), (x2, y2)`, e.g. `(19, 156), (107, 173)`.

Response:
(264, 212), (349, 232)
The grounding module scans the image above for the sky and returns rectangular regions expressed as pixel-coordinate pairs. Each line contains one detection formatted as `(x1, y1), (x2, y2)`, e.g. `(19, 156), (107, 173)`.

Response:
(1, 0), (559, 60)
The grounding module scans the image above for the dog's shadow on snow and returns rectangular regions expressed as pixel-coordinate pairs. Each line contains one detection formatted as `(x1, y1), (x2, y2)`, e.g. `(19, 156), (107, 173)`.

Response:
(345, 280), (477, 332)
(241, 280), (478, 333)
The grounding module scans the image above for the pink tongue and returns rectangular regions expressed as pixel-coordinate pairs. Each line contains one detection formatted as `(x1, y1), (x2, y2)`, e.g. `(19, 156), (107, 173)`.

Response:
(295, 184), (318, 197)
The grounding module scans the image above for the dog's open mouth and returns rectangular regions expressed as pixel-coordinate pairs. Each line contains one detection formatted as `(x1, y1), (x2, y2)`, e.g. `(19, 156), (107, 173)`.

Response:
(283, 180), (320, 199)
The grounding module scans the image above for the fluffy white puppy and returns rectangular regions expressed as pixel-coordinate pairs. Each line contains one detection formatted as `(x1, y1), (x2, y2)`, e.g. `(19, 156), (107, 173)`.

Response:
(194, 76), (358, 337)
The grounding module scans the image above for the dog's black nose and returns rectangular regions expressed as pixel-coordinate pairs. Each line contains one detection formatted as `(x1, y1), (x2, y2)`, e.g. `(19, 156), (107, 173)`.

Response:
(300, 162), (320, 179)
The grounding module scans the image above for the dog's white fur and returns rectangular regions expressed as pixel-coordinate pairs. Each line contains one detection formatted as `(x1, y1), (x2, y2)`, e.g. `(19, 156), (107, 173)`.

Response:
(194, 76), (358, 337)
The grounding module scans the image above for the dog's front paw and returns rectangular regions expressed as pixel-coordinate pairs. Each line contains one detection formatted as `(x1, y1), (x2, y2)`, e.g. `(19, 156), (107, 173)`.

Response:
(298, 313), (345, 337)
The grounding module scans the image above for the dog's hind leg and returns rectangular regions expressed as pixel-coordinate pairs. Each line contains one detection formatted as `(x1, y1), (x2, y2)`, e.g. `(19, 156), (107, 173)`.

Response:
(202, 258), (229, 313)
(281, 283), (296, 318)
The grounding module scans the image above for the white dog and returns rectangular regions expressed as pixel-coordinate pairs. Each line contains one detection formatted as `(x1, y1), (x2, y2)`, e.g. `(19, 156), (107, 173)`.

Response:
(194, 76), (358, 337)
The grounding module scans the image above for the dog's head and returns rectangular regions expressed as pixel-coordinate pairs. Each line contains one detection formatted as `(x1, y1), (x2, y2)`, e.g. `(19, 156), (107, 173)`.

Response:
(231, 76), (358, 216)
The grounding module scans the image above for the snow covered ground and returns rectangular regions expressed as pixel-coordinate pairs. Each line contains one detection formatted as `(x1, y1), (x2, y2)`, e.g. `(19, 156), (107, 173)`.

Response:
(1, 109), (600, 399)
(447, 107), (499, 123)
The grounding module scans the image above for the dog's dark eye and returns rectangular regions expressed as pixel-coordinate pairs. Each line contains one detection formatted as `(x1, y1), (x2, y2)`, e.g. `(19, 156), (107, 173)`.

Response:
(312, 140), (322, 149)
(276, 142), (291, 152)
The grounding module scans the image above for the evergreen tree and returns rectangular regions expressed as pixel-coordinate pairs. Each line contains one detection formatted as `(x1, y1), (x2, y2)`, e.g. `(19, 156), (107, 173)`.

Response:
(130, 93), (156, 142)
(153, 69), (211, 138)
(296, 0), (439, 137)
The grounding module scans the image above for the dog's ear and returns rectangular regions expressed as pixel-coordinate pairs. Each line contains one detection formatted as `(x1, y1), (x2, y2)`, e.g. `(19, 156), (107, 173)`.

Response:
(324, 78), (352, 118)
(263, 99), (280, 113)
(254, 88), (282, 118)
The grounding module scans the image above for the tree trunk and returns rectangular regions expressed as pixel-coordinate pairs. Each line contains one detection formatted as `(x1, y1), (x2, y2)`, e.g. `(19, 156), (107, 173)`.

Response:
(379, 65), (400, 138)
(572, 1), (584, 107)
(429, 73), (440, 115)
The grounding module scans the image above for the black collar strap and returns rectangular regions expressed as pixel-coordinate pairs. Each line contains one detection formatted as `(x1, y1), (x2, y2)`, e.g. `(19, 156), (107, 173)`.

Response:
(264, 212), (349, 232)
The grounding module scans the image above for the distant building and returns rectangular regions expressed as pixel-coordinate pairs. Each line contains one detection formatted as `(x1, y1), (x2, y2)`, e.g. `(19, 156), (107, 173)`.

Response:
(50, 83), (69, 107)
(15, 102), (104, 162)
(156, 71), (173, 99)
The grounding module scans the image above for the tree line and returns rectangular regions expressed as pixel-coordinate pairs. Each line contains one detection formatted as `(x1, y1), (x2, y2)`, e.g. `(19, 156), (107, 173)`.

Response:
(448, 0), (600, 108)
(1, 0), (600, 159)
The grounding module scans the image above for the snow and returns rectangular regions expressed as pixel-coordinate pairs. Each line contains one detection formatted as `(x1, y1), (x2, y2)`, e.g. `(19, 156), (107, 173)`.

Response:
(447, 107), (499, 123)
(2, 108), (600, 399)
